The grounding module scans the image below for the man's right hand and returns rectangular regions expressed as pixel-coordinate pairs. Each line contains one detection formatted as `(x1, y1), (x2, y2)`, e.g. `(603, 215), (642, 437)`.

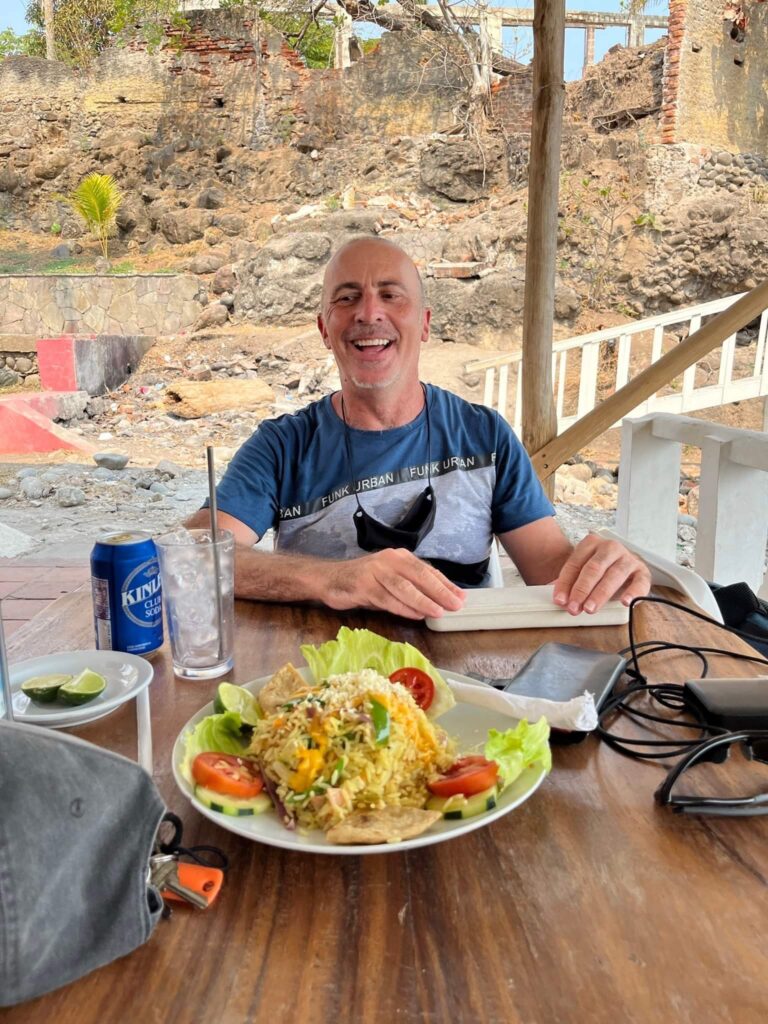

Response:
(319, 548), (466, 620)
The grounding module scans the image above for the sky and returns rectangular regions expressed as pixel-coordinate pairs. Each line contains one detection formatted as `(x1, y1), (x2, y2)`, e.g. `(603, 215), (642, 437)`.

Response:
(1, 1), (669, 81)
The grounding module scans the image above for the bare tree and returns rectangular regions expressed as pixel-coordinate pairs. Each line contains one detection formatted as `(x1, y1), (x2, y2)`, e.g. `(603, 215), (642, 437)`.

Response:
(43, 0), (55, 59)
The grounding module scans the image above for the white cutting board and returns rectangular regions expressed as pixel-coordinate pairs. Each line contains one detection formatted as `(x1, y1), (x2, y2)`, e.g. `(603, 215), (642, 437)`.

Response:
(425, 584), (629, 632)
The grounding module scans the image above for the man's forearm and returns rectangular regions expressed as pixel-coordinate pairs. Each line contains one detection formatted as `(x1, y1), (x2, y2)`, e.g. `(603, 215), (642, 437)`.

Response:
(234, 544), (333, 604)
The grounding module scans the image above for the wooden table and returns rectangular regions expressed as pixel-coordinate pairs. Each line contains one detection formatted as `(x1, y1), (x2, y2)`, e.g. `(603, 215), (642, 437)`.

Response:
(5, 588), (768, 1024)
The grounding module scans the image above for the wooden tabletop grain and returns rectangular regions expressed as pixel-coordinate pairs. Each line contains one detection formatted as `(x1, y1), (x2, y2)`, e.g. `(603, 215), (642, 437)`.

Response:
(5, 587), (768, 1024)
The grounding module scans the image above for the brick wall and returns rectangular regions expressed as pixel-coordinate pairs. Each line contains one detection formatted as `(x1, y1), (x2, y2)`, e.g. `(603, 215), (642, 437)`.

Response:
(491, 70), (534, 135)
(670, 0), (768, 153)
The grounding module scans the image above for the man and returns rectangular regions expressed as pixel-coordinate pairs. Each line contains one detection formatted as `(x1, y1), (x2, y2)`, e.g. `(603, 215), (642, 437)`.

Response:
(187, 236), (650, 619)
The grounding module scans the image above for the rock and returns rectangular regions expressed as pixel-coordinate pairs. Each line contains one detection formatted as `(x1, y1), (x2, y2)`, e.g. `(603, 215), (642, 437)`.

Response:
(149, 481), (170, 495)
(0, 367), (20, 387)
(50, 243), (73, 259)
(686, 485), (700, 518)
(187, 251), (229, 274)
(0, 167), (21, 192)
(215, 213), (245, 235)
(98, 432), (114, 441)
(419, 139), (505, 202)
(156, 459), (185, 477)
(93, 452), (130, 470)
(0, 487), (15, 499)
(92, 467), (122, 481)
(13, 356), (33, 374)
(187, 365), (213, 381)
(57, 486), (86, 508)
(561, 463), (594, 483)
(16, 468), (39, 479)
(192, 303), (229, 331)
(296, 131), (325, 154)
(212, 265), (236, 294)
(94, 257), (111, 273)
(159, 209), (213, 245)
(195, 187), (227, 210)
(164, 379), (274, 419)
(20, 477), (52, 500)
(678, 524), (697, 543)
(678, 513), (697, 526)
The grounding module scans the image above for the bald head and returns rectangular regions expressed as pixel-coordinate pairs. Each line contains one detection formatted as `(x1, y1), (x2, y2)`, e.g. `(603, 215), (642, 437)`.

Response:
(321, 237), (426, 314)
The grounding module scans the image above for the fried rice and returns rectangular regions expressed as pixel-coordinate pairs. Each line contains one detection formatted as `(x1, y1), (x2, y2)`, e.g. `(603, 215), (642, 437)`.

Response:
(249, 669), (455, 831)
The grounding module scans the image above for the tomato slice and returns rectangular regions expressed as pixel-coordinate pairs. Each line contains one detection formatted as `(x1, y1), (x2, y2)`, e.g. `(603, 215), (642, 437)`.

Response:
(191, 752), (264, 798)
(389, 667), (435, 711)
(427, 756), (499, 797)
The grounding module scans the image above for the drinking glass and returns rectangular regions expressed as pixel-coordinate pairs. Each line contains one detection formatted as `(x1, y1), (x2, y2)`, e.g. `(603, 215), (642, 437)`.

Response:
(155, 528), (235, 680)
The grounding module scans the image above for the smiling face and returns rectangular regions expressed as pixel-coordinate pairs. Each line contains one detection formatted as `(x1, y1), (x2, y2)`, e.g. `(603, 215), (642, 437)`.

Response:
(317, 238), (431, 395)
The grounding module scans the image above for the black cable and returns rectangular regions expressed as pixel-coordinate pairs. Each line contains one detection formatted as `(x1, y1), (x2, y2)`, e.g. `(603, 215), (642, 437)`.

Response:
(597, 595), (768, 763)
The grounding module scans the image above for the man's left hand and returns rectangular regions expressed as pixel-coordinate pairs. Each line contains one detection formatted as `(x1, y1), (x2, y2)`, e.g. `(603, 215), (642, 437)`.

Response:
(552, 533), (651, 615)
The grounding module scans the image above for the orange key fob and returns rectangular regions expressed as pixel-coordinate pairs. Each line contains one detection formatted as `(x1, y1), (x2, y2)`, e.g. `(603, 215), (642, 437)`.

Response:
(162, 863), (224, 907)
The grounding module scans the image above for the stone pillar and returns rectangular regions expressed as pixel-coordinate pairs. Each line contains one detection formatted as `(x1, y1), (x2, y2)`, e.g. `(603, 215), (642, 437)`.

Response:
(627, 14), (645, 48)
(333, 13), (353, 70)
(583, 26), (595, 70)
(487, 11), (504, 53)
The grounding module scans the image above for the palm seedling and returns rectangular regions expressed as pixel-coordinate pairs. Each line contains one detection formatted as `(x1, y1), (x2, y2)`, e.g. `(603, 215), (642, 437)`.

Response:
(67, 173), (122, 260)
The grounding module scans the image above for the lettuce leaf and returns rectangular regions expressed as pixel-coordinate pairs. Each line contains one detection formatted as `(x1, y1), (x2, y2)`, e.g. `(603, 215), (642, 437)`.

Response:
(179, 710), (250, 785)
(485, 717), (552, 791)
(300, 626), (455, 718)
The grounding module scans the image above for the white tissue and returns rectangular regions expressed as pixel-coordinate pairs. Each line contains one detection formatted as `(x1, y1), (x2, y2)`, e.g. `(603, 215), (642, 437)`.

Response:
(449, 678), (598, 732)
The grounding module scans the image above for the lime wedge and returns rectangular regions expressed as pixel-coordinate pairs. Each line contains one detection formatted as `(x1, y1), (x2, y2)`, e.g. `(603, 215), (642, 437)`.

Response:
(58, 669), (107, 706)
(20, 674), (73, 704)
(213, 682), (262, 726)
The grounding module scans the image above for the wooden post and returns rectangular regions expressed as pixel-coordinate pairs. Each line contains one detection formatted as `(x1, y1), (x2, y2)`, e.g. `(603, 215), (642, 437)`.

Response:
(532, 277), (768, 479)
(521, 0), (565, 498)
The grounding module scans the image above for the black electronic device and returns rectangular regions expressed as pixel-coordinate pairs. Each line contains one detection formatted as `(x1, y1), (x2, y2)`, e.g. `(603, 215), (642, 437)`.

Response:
(501, 642), (626, 745)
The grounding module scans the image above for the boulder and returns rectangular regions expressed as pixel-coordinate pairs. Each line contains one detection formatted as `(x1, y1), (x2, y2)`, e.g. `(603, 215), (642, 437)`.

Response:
(420, 139), (505, 202)
(164, 379), (274, 419)
(196, 188), (227, 210)
(192, 303), (229, 331)
(159, 209), (214, 245)
(212, 265), (237, 294)
(186, 251), (229, 274)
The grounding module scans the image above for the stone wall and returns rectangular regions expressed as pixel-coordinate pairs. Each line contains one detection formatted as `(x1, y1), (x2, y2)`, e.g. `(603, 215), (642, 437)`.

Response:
(0, 275), (203, 335)
(669, 0), (768, 154)
(0, 337), (38, 386)
(645, 142), (768, 211)
(0, 14), (533, 198)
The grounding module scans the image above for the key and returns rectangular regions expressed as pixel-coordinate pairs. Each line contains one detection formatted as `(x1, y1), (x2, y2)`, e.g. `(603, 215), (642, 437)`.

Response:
(149, 854), (208, 910)
(161, 862), (209, 910)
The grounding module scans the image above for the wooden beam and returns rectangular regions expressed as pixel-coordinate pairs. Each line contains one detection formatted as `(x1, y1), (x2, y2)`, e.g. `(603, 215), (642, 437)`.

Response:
(521, 0), (565, 497)
(531, 277), (768, 480)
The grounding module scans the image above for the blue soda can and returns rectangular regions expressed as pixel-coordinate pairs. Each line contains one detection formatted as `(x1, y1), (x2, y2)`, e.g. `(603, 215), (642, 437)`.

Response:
(91, 530), (164, 657)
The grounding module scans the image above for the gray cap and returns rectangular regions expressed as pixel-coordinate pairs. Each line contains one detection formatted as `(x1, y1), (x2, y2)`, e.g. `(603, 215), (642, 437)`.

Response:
(0, 720), (165, 1007)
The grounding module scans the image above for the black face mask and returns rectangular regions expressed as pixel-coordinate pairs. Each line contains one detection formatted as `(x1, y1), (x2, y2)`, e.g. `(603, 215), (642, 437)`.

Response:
(341, 385), (436, 554)
(340, 387), (491, 587)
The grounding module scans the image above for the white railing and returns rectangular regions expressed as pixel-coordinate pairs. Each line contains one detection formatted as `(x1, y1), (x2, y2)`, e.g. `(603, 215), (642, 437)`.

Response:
(467, 294), (768, 435)
(616, 413), (768, 596)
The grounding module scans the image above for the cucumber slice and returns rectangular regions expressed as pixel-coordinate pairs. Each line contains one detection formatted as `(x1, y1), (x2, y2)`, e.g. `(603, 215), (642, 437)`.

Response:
(426, 785), (498, 820)
(20, 674), (72, 703)
(194, 784), (271, 817)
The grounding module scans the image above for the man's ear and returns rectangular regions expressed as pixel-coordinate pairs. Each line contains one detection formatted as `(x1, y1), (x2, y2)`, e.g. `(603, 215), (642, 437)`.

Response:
(421, 307), (432, 344)
(317, 313), (331, 350)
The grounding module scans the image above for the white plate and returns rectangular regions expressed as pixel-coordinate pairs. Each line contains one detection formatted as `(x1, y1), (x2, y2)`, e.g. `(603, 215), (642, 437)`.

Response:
(9, 650), (154, 728)
(172, 668), (547, 856)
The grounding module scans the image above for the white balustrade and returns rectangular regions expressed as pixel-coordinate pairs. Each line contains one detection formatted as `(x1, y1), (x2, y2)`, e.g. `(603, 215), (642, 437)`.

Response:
(468, 293), (768, 431)
(616, 413), (768, 593)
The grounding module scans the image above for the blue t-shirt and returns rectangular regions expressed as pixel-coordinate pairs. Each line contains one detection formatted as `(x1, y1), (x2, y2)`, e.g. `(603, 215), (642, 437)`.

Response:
(213, 385), (553, 584)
